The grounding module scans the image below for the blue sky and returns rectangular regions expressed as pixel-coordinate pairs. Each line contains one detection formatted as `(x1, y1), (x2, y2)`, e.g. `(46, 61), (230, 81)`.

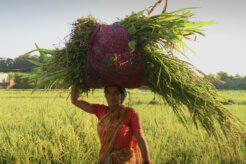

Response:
(1, 0), (246, 75)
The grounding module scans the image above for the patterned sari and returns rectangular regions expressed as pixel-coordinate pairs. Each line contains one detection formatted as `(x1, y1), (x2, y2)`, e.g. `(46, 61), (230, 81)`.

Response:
(97, 105), (141, 164)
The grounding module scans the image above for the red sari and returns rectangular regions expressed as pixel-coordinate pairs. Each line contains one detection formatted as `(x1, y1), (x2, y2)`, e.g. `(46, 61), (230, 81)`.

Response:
(95, 105), (142, 164)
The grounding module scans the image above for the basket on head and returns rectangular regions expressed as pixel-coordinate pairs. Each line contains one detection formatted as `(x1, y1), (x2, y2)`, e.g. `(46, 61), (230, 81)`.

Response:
(84, 24), (146, 88)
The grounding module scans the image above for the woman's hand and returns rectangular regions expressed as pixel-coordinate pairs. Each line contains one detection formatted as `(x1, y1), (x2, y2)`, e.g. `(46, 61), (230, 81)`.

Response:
(71, 86), (93, 113)
(71, 86), (79, 103)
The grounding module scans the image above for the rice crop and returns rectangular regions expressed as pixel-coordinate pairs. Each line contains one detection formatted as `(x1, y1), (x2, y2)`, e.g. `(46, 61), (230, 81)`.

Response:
(0, 89), (245, 163)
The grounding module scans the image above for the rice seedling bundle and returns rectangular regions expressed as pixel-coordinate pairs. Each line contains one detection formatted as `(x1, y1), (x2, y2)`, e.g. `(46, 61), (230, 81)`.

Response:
(26, 1), (245, 149)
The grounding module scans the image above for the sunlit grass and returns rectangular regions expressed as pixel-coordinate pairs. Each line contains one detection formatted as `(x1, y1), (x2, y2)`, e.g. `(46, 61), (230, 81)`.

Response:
(0, 89), (245, 163)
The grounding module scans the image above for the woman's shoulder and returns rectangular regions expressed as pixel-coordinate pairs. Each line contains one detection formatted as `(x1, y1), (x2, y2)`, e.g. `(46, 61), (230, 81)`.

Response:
(91, 104), (108, 119)
(126, 107), (139, 116)
(91, 104), (107, 112)
(125, 107), (142, 130)
(126, 106), (136, 112)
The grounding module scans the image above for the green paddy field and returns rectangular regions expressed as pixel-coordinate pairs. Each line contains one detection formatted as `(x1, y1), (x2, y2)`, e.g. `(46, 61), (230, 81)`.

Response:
(0, 89), (245, 163)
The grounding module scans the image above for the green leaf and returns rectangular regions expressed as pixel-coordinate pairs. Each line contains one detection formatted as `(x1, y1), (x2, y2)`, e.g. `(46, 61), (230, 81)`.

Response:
(107, 54), (117, 64)
(35, 43), (52, 63)
(26, 59), (43, 67)
(128, 40), (137, 51)
(24, 49), (39, 56)
(128, 24), (136, 34)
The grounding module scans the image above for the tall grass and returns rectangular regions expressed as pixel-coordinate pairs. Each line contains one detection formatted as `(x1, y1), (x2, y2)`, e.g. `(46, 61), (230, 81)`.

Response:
(0, 89), (245, 163)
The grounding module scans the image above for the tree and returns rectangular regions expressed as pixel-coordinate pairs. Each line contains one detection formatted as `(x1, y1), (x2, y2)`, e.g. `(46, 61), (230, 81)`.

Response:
(0, 57), (14, 71)
(217, 71), (230, 81)
(12, 54), (39, 72)
(0, 54), (40, 72)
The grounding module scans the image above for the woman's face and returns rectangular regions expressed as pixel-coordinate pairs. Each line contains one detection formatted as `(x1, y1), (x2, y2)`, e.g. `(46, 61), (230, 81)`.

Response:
(105, 86), (122, 107)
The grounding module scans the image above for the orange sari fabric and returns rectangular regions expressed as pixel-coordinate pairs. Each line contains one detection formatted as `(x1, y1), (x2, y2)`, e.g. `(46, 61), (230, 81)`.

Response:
(98, 105), (141, 164)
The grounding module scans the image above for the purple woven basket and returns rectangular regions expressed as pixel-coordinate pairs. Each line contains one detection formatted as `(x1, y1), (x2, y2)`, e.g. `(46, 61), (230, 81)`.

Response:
(84, 24), (146, 88)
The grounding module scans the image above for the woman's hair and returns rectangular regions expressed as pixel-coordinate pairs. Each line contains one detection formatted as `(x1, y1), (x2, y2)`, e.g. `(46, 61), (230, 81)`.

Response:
(104, 85), (127, 104)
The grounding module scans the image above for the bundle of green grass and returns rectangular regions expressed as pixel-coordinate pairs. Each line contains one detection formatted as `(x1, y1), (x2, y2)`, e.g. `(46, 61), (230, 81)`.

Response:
(27, 2), (245, 150)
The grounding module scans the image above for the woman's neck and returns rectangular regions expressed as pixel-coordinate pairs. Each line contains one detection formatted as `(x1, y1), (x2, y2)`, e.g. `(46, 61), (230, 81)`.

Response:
(108, 104), (124, 111)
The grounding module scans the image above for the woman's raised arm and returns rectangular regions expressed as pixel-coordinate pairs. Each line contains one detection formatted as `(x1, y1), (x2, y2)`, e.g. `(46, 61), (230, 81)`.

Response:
(71, 86), (93, 114)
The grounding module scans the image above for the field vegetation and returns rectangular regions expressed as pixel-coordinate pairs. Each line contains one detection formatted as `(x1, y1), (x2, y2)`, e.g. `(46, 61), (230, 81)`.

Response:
(0, 89), (245, 163)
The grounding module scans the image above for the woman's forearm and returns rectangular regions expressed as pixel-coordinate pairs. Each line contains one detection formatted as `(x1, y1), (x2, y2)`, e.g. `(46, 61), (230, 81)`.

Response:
(70, 86), (92, 113)
(134, 130), (150, 163)
(138, 137), (150, 163)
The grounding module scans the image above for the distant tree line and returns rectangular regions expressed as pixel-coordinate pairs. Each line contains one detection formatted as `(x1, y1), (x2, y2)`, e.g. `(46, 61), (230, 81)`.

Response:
(6, 72), (36, 89)
(1, 55), (246, 90)
(0, 54), (40, 72)
(0, 54), (47, 89)
(207, 72), (246, 90)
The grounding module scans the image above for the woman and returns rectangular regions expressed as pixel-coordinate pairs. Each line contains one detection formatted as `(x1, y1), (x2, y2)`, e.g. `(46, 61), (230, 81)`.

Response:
(71, 85), (150, 164)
